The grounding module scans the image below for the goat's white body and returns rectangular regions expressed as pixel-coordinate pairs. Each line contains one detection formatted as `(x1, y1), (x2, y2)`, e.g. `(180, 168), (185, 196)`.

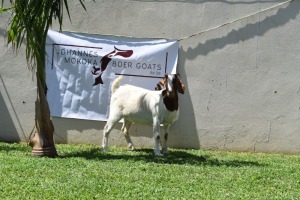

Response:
(110, 85), (179, 125)
(102, 76), (180, 156)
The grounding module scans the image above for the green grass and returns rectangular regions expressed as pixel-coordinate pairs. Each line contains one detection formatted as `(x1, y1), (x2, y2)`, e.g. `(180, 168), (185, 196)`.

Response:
(0, 142), (300, 199)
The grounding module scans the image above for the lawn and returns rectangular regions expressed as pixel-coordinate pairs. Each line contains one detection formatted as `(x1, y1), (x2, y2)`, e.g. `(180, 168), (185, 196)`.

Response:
(0, 142), (299, 199)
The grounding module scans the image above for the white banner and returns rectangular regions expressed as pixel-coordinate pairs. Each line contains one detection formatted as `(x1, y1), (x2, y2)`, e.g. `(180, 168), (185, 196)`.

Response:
(45, 30), (178, 121)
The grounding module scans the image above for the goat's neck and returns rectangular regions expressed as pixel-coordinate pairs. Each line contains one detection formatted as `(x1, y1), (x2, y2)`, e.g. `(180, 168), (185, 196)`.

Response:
(162, 90), (179, 111)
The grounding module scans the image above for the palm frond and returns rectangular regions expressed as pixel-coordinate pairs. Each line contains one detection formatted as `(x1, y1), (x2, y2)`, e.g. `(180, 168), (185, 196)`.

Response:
(0, 5), (14, 13)
(4, 0), (88, 92)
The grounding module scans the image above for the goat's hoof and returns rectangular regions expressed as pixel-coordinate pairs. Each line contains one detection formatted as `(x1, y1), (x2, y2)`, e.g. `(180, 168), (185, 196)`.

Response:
(102, 146), (108, 152)
(130, 147), (136, 151)
(162, 148), (169, 154)
(162, 147), (169, 154)
(128, 144), (136, 151)
(154, 152), (164, 157)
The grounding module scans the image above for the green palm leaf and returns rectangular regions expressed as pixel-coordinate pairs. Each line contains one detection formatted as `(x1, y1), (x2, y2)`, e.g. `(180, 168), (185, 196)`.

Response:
(2, 0), (90, 92)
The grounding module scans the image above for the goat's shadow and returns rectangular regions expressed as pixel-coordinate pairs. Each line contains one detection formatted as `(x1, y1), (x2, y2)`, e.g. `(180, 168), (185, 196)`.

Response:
(60, 147), (264, 167)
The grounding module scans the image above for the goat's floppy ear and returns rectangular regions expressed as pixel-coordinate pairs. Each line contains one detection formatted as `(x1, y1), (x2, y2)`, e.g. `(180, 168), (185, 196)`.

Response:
(155, 76), (167, 90)
(180, 81), (186, 94)
(176, 73), (185, 94)
(155, 82), (163, 90)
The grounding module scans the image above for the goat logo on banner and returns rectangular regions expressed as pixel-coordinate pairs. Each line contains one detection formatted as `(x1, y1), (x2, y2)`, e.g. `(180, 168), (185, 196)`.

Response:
(91, 46), (134, 86)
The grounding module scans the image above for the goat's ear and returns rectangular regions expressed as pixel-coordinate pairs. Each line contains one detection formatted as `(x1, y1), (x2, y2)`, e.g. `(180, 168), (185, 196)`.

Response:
(178, 82), (185, 94)
(165, 73), (168, 79)
(155, 84), (161, 91)
(181, 82), (186, 93)
(155, 78), (166, 91)
(177, 75), (185, 94)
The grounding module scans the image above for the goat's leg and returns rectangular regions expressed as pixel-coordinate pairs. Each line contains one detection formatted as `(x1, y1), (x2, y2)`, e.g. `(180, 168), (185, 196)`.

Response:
(102, 118), (120, 151)
(121, 120), (135, 150)
(161, 124), (170, 154)
(153, 118), (163, 156)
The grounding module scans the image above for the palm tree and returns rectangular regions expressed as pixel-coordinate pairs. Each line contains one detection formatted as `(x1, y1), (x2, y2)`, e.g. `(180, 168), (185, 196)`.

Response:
(1, 0), (88, 157)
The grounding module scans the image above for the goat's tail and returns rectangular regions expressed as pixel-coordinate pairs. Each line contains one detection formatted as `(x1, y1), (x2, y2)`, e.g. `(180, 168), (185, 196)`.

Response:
(111, 75), (123, 93)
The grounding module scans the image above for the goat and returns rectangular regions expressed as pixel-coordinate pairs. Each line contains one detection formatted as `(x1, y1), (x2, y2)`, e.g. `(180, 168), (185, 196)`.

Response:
(102, 73), (185, 156)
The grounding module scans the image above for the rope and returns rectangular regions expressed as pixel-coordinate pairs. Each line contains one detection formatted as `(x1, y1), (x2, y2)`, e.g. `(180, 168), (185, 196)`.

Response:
(178, 0), (294, 41)
(44, 0), (294, 42)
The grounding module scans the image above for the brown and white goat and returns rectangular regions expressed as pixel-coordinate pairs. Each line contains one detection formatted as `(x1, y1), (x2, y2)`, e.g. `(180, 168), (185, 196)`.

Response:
(102, 74), (185, 156)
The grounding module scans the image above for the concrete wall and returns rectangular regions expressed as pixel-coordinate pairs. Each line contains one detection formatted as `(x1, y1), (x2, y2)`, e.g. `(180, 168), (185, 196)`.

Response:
(1, 0), (300, 154)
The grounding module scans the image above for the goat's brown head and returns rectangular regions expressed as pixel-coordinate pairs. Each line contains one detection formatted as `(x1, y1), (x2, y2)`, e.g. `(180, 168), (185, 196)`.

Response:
(155, 73), (185, 94)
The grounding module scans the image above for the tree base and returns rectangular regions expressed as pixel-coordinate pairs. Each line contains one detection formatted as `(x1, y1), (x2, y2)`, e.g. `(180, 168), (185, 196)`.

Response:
(31, 146), (58, 157)
(29, 128), (58, 158)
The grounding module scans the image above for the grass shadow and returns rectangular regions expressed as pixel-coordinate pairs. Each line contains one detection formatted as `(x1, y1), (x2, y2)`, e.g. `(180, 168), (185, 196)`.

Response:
(0, 142), (30, 152)
(60, 147), (265, 167)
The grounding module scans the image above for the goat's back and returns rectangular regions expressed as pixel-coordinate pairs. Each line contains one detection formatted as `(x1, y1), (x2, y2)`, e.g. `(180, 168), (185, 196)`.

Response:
(111, 85), (162, 109)
(110, 85), (164, 124)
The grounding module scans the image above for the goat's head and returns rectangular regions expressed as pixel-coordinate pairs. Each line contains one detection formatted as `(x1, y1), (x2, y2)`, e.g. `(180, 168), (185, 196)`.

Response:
(155, 73), (185, 94)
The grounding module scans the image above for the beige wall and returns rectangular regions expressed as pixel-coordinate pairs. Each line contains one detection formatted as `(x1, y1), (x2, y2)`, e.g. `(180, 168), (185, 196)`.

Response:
(1, 0), (300, 154)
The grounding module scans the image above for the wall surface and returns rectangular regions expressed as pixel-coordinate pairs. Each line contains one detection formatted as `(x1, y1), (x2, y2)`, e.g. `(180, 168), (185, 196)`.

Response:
(1, 0), (300, 154)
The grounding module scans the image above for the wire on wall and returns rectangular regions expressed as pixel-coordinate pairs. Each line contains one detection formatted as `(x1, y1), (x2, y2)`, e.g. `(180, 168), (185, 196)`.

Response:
(178, 0), (294, 41)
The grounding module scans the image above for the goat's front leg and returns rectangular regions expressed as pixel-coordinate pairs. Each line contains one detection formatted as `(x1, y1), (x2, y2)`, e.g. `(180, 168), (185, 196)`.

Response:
(161, 124), (170, 154)
(153, 118), (163, 156)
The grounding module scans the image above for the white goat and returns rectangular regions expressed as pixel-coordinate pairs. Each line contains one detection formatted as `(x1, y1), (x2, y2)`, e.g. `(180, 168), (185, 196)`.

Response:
(102, 73), (185, 156)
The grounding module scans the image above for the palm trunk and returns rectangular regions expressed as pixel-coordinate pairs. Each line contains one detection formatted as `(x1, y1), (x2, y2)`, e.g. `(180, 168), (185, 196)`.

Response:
(29, 76), (57, 157)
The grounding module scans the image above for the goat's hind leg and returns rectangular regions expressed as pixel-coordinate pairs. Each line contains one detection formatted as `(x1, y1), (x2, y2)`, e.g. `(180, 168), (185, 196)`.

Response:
(121, 120), (135, 150)
(102, 117), (120, 151)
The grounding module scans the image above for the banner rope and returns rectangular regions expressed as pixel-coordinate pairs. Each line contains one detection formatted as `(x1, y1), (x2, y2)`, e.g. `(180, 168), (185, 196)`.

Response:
(178, 0), (294, 41)
(45, 0), (294, 42)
